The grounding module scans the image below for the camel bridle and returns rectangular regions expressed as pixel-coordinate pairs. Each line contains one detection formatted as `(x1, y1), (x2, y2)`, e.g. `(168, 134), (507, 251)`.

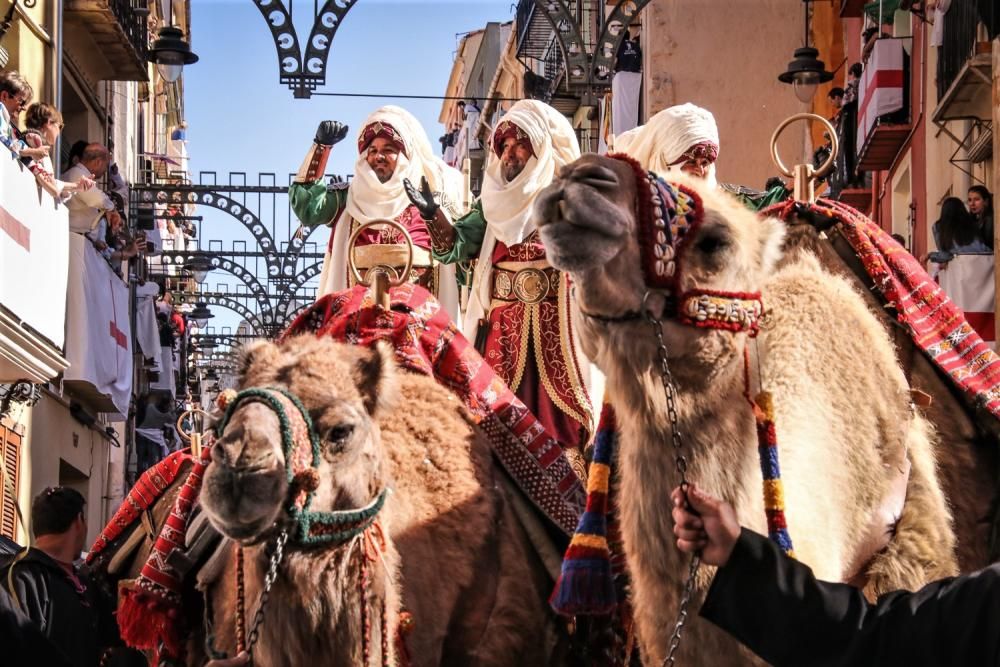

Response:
(213, 386), (391, 666)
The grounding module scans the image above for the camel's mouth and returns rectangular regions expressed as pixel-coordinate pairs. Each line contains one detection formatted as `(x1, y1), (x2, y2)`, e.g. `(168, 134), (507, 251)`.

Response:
(535, 178), (629, 272)
(202, 458), (287, 541)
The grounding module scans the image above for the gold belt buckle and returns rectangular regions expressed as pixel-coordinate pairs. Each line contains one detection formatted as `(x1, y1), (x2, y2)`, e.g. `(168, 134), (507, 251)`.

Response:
(512, 267), (550, 305)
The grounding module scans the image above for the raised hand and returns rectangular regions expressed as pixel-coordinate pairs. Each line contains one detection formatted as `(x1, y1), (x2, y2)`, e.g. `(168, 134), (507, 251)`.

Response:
(403, 176), (439, 221)
(315, 121), (350, 147)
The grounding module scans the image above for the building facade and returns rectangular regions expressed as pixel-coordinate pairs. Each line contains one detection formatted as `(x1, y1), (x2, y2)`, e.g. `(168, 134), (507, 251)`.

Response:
(0, 0), (193, 546)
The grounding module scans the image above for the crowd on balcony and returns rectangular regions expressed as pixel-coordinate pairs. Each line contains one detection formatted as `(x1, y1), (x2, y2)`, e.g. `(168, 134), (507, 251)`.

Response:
(2, 70), (146, 279)
(440, 99), (482, 168)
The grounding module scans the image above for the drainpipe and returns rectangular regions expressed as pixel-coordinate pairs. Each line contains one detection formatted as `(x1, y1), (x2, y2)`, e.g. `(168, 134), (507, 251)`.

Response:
(54, 0), (62, 176)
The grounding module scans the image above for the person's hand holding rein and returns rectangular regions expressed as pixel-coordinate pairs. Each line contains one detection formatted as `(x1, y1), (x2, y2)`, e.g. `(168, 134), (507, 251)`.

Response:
(670, 484), (741, 567)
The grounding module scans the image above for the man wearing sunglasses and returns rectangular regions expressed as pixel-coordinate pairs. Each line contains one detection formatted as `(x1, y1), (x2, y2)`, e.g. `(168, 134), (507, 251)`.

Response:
(0, 70), (32, 148)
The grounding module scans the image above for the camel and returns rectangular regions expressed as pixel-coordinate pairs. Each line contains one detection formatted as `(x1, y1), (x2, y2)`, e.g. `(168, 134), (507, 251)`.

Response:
(781, 218), (999, 571)
(534, 154), (958, 665)
(195, 335), (570, 666)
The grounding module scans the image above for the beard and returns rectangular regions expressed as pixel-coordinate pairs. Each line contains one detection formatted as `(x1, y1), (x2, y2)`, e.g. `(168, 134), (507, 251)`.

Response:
(502, 160), (526, 182)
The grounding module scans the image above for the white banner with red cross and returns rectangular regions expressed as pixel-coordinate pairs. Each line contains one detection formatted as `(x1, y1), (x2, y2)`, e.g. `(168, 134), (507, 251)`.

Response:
(857, 38), (905, 156)
(64, 233), (133, 417)
(0, 151), (69, 350)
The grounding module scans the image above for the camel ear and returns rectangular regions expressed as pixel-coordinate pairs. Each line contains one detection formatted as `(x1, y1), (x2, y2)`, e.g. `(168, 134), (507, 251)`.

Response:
(758, 216), (786, 276)
(237, 340), (279, 385)
(353, 341), (399, 417)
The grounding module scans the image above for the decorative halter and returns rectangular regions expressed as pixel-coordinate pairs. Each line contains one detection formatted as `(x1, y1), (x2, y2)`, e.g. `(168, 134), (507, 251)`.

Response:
(592, 153), (764, 335)
(215, 387), (387, 547)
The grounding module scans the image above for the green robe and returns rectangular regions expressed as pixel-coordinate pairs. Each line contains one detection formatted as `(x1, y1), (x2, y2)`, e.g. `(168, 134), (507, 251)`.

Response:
(289, 180), (349, 228)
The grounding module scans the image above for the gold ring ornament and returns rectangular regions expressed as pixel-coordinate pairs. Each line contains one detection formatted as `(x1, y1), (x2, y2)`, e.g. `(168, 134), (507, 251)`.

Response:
(177, 408), (212, 459)
(347, 219), (415, 310)
(769, 113), (839, 203)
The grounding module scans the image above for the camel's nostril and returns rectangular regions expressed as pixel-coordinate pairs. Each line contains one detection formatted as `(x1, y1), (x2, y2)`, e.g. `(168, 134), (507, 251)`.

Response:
(558, 200), (567, 219)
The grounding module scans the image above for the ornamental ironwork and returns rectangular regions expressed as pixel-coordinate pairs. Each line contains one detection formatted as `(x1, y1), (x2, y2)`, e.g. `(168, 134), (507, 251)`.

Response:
(253, 0), (360, 98)
(131, 171), (338, 344)
(517, 0), (655, 104)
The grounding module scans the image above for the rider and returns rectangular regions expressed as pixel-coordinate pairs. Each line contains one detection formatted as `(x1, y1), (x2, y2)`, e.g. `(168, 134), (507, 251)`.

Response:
(611, 102), (720, 185)
(290, 106), (464, 318)
(404, 99), (595, 457)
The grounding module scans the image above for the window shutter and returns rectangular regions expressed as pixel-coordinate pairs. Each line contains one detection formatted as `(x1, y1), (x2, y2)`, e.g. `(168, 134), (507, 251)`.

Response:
(0, 419), (22, 541)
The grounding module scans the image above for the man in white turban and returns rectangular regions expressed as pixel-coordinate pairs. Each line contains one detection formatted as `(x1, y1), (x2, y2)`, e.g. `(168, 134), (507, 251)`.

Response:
(404, 100), (595, 454)
(612, 102), (720, 186)
(290, 106), (464, 318)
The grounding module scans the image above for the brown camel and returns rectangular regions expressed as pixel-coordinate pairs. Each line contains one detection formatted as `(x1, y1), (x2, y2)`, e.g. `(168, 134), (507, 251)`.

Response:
(196, 336), (569, 666)
(535, 154), (958, 665)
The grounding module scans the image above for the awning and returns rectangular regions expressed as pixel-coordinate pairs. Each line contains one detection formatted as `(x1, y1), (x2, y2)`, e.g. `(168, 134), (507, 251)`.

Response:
(932, 52), (993, 123)
(864, 0), (902, 22)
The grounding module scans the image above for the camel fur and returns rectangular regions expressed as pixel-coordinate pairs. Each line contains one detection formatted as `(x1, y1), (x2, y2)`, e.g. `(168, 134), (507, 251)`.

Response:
(197, 335), (569, 667)
(535, 155), (957, 665)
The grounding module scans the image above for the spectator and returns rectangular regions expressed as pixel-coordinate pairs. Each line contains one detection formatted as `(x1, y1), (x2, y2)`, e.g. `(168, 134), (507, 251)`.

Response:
(967, 185), (994, 250)
(21, 103), (89, 198)
(891, 232), (907, 247)
(836, 64), (863, 191)
(827, 87), (845, 118)
(0, 70), (31, 147)
(135, 392), (173, 474)
(63, 143), (113, 236)
(926, 196), (991, 265)
(0, 488), (117, 667)
(671, 483), (1000, 666)
(843, 63), (863, 104)
(65, 139), (88, 171)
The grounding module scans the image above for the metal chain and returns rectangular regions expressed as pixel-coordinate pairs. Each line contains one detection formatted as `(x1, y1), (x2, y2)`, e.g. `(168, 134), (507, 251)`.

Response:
(244, 528), (290, 664)
(644, 304), (702, 667)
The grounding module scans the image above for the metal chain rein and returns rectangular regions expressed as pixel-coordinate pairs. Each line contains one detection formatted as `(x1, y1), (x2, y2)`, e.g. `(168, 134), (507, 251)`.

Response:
(644, 307), (702, 667)
(244, 529), (290, 665)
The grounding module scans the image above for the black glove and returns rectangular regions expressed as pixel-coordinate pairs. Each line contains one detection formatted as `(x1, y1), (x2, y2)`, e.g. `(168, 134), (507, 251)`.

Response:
(315, 121), (349, 147)
(403, 177), (439, 220)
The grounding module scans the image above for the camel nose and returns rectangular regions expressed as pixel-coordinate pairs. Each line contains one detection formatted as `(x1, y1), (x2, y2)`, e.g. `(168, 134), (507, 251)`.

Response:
(567, 161), (619, 191)
(213, 403), (279, 470)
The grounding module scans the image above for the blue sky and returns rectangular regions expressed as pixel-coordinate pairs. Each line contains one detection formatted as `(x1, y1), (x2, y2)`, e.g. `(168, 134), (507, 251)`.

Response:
(183, 0), (513, 332)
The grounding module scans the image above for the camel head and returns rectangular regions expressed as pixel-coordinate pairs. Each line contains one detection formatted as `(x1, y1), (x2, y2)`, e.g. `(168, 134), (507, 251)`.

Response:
(201, 335), (398, 544)
(535, 154), (785, 380)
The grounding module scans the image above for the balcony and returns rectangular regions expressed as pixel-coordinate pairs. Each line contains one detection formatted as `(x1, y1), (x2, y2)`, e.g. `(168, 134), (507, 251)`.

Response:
(64, 0), (149, 82)
(856, 38), (911, 172)
(0, 152), (70, 383)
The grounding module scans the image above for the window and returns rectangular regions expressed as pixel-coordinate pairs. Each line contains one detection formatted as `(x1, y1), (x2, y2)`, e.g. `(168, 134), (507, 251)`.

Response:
(0, 419), (22, 541)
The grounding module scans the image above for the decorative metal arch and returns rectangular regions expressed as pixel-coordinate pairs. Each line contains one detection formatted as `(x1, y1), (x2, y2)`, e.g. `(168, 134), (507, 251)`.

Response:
(159, 250), (271, 312)
(253, 0), (360, 99)
(174, 292), (269, 336)
(276, 260), (324, 315)
(137, 185), (284, 278)
(525, 0), (655, 100)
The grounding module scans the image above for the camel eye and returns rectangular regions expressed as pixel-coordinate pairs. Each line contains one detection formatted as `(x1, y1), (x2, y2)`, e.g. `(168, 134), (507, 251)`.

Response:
(695, 231), (730, 255)
(325, 424), (355, 448)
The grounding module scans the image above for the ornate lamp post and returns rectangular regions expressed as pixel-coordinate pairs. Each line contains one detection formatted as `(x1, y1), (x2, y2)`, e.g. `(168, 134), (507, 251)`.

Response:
(778, 0), (834, 102)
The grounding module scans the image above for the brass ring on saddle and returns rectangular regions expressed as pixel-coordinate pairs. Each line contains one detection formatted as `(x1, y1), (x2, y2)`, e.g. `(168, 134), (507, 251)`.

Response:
(177, 408), (211, 458)
(347, 219), (415, 288)
(769, 113), (839, 203)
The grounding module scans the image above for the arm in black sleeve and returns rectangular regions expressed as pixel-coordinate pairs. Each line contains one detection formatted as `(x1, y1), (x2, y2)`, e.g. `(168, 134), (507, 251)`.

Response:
(0, 585), (73, 667)
(700, 528), (1000, 667)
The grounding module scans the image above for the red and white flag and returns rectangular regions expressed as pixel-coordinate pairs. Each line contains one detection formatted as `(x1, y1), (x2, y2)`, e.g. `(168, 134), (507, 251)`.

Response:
(857, 38), (905, 156)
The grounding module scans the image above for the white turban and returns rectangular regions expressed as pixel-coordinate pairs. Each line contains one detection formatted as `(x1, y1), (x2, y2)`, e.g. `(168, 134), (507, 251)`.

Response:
(612, 103), (720, 186)
(345, 105), (464, 225)
(479, 100), (581, 247)
(464, 100), (580, 336)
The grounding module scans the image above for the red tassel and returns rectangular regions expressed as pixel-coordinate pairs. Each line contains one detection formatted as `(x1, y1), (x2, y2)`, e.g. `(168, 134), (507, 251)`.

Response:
(117, 584), (183, 661)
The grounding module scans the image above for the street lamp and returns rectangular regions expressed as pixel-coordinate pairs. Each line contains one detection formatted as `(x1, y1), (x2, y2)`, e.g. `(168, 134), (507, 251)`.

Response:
(778, 1), (833, 102)
(190, 302), (214, 329)
(148, 26), (199, 83)
(183, 255), (214, 284)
